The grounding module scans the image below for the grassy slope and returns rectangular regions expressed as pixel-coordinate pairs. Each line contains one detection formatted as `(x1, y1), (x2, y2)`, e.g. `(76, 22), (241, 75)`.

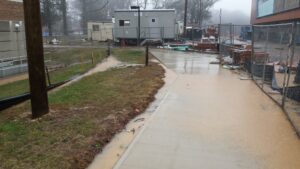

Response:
(45, 48), (106, 65)
(112, 48), (145, 64)
(0, 48), (106, 100)
(0, 48), (165, 169)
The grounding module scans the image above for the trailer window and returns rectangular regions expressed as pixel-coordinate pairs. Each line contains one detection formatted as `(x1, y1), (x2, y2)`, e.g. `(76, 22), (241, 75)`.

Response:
(93, 25), (99, 31)
(0, 21), (10, 32)
(119, 20), (130, 26)
(152, 19), (156, 23)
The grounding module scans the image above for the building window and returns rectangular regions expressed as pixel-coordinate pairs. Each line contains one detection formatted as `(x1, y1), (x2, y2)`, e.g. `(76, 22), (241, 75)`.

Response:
(93, 25), (99, 31)
(152, 19), (156, 23)
(257, 0), (274, 17)
(0, 21), (10, 32)
(119, 20), (130, 26)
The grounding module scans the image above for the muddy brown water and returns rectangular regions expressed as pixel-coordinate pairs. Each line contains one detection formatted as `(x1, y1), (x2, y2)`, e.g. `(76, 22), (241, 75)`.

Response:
(90, 50), (300, 169)
(0, 73), (28, 86)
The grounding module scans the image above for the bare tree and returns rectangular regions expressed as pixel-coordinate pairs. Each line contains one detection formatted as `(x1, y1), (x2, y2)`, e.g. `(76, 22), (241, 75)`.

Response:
(166, 0), (218, 27)
(40, 0), (61, 37)
(143, 0), (148, 9)
(70, 0), (133, 34)
(76, 0), (110, 34)
(61, 0), (68, 35)
(130, 0), (149, 9)
(152, 0), (166, 8)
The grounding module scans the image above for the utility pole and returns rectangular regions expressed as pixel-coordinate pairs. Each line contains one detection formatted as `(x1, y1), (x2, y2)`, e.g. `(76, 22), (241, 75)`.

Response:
(62, 0), (68, 36)
(219, 8), (222, 26)
(138, 7), (141, 46)
(184, 0), (188, 37)
(23, 0), (49, 118)
(81, 0), (87, 35)
(131, 6), (141, 46)
(218, 8), (222, 44)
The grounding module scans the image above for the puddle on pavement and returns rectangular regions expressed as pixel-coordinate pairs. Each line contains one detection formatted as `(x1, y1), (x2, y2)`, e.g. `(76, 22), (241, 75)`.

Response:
(150, 49), (300, 169)
(152, 49), (220, 75)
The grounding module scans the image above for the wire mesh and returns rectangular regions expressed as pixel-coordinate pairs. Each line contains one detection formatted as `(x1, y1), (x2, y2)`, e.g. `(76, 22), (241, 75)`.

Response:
(0, 6), (111, 100)
(0, 20), (29, 100)
(283, 22), (300, 109)
(219, 24), (233, 57)
(219, 24), (251, 60)
(252, 23), (294, 106)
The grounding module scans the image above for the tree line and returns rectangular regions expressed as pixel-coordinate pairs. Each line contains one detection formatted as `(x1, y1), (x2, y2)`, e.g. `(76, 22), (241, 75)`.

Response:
(40, 0), (218, 36)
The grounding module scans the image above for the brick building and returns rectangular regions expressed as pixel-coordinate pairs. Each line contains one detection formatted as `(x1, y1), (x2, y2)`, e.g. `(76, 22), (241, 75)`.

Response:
(251, 0), (300, 24)
(0, 0), (23, 21)
(0, 0), (26, 78)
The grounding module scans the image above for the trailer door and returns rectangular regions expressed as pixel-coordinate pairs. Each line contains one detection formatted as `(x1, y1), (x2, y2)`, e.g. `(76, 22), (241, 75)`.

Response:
(148, 18), (160, 39)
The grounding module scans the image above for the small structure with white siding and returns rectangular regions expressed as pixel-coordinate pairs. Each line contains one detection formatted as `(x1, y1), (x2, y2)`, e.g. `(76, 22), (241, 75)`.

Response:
(0, 21), (27, 78)
(87, 21), (113, 41)
(0, 0), (27, 78)
(113, 9), (176, 43)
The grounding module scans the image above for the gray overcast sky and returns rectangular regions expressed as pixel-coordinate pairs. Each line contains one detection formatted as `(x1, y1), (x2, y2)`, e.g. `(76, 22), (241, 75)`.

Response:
(212, 0), (252, 16)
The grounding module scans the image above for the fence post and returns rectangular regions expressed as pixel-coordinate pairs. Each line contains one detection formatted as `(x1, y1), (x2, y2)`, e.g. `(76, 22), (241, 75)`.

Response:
(145, 43), (149, 66)
(91, 52), (94, 64)
(262, 26), (270, 89)
(45, 66), (51, 86)
(230, 24), (233, 45)
(161, 27), (165, 45)
(218, 24), (220, 45)
(107, 41), (111, 57)
(251, 25), (255, 78)
(282, 22), (297, 107)
(232, 24), (235, 46)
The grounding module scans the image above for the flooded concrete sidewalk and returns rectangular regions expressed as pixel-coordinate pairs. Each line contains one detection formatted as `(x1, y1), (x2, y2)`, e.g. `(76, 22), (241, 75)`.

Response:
(112, 50), (300, 169)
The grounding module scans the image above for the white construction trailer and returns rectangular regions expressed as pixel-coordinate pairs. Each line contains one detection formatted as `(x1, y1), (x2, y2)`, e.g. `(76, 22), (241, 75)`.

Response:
(87, 21), (113, 41)
(113, 9), (176, 44)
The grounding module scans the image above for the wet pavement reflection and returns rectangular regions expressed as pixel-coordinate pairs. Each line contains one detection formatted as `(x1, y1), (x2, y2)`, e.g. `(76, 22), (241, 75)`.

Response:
(152, 50), (220, 75)
(113, 49), (300, 169)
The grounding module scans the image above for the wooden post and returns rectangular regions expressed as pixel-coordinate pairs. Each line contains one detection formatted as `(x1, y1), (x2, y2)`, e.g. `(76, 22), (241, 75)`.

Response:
(91, 52), (94, 64)
(145, 44), (149, 66)
(282, 22), (297, 107)
(107, 41), (111, 57)
(250, 25), (255, 78)
(45, 66), (51, 86)
(23, 0), (49, 118)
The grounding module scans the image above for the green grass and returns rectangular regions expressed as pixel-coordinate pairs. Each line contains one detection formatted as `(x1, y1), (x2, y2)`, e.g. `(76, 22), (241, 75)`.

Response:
(0, 79), (29, 99)
(0, 63), (165, 169)
(49, 63), (94, 84)
(0, 48), (106, 100)
(45, 48), (106, 65)
(112, 48), (145, 64)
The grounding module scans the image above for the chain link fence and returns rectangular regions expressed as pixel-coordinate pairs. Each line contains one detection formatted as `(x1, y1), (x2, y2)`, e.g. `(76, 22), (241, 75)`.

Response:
(0, 26), (109, 100)
(219, 24), (233, 57)
(219, 24), (252, 58)
(251, 22), (300, 110)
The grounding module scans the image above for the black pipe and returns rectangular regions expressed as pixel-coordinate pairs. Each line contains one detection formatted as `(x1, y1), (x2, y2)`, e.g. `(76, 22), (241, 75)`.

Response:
(0, 80), (69, 112)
